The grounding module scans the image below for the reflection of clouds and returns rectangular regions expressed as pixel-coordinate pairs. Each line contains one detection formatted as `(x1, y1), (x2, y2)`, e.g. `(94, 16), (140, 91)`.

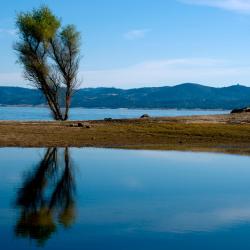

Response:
(74, 201), (250, 234)
(4, 175), (21, 184)
(136, 150), (224, 164)
(134, 150), (250, 169)
(153, 207), (250, 233)
(121, 177), (143, 190)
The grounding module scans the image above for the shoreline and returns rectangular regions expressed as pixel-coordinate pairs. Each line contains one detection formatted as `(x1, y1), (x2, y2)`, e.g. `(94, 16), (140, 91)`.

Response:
(1, 113), (250, 155)
(0, 105), (229, 111)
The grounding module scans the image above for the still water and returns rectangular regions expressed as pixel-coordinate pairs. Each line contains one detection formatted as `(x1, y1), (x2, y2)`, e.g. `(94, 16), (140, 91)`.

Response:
(0, 107), (228, 120)
(1, 148), (250, 249)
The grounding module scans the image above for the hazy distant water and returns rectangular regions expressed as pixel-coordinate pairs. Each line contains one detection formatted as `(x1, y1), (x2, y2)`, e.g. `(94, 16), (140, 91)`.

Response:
(0, 107), (229, 121)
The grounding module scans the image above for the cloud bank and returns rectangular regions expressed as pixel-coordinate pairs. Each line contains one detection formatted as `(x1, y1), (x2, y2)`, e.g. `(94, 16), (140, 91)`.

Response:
(82, 58), (250, 88)
(180, 0), (250, 13)
(1, 58), (250, 88)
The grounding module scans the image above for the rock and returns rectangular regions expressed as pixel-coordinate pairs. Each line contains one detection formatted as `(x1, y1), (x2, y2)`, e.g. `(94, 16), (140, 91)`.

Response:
(104, 118), (112, 121)
(78, 122), (84, 127)
(69, 122), (91, 128)
(82, 122), (91, 128)
(231, 107), (250, 114)
(69, 123), (78, 127)
(140, 114), (150, 118)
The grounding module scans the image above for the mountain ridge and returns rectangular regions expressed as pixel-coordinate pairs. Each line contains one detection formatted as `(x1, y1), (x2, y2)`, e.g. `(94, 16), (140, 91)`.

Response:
(0, 83), (249, 109)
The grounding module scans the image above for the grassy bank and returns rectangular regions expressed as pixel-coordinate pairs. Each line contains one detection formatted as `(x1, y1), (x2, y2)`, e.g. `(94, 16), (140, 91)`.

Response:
(1, 113), (250, 155)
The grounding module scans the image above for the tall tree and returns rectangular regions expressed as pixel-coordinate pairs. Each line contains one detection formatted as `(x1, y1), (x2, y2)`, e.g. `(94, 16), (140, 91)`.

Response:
(15, 6), (81, 120)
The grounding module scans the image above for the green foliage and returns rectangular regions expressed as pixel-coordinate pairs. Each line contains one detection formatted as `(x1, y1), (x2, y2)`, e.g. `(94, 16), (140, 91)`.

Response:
(15, 5), (81, 120)
(61, 25), (80, 51)
(16, 6), (60, 42)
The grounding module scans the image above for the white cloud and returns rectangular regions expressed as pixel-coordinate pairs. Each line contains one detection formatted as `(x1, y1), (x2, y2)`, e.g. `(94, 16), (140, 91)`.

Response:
(180, 0), (250, 13)
(81, 58), (250, 88)
(0, 28), (16, 36)
(123, 29), (151, 40)
(2, 58), (250, 88)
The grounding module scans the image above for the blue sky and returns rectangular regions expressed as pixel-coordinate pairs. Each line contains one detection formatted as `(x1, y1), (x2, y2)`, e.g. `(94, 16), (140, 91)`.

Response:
(1, 0), (250, 88)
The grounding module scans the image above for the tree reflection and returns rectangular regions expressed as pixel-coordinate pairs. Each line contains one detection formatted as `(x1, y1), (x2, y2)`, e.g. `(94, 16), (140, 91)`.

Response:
(14, 148), (76, 246)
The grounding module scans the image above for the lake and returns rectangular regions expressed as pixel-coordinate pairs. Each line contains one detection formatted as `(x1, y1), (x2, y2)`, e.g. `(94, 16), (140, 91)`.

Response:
(0, 107), (229, 121)
(1, 147), (250, 249)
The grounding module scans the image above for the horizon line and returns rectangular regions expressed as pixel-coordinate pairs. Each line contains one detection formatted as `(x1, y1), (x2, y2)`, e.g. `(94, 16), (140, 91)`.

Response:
(0, 82), (246, 90)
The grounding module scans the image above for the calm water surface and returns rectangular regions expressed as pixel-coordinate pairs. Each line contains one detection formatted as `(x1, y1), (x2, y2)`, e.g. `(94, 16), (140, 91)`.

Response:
(0, 107), (229, 120)
(1, 148), (250, 249)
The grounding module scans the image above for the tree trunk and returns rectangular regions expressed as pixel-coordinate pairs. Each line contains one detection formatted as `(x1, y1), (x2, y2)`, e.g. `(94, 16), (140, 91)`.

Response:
(63, 92), (71, 121)
(40, 86), (64, 120)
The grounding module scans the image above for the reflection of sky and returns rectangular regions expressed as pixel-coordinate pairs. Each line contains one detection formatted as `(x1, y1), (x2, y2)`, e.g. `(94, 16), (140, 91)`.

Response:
(1, 148), (250, 248)
(60, 149), (250, 233)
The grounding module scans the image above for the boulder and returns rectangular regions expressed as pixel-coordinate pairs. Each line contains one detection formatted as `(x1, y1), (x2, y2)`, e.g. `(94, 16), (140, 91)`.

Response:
(78, 122), (84, 127)
(104, 118), (112, 121)
(231, 107), (250, 114)
(140, 114), (150, 118)
(69, 122), (91, 128)
(69, 123), (78, 127)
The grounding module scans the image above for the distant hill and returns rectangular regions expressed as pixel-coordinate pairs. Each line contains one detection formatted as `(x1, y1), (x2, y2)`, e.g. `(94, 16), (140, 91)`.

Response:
(1, 83), (250, 109)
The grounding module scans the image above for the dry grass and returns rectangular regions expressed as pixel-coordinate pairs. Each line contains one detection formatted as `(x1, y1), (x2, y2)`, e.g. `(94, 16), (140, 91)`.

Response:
(1, 113), (250, 155)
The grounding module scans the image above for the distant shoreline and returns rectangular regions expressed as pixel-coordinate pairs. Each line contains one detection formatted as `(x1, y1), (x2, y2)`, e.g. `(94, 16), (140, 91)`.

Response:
(0, 105), (229, 111)
(1, 113), (250, 155)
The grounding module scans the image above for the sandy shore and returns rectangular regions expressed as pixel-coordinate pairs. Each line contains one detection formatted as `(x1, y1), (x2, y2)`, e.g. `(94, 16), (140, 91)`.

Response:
(1, 113), (250, 155)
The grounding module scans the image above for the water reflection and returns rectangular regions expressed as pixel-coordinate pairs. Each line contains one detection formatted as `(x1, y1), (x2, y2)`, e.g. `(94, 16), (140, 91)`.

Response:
(14, 148), (76, 246)
(2, 148), (250, 249)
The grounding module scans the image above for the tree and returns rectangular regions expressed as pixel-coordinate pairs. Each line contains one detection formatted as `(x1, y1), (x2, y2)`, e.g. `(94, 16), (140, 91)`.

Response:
(15, 6), (81, 120)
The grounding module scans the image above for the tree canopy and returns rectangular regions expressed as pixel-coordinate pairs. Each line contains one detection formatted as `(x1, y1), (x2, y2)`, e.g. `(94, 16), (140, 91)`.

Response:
(15, 6), (81, 120)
